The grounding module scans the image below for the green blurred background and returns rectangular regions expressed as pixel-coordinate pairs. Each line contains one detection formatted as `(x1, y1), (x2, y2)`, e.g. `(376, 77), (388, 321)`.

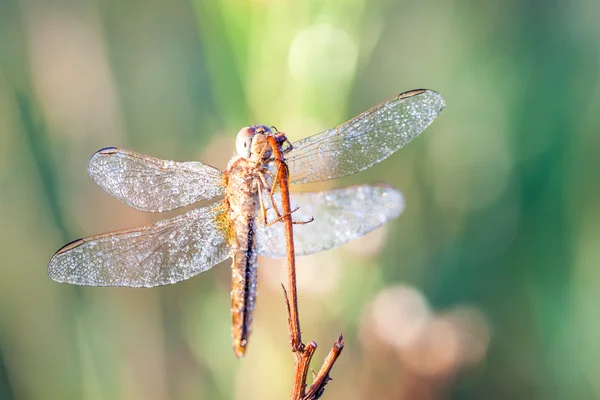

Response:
(1, 0), (599, 399)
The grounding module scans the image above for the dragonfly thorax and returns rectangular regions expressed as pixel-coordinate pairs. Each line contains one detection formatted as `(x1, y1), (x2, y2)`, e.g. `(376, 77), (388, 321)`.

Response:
(235, 125), (273, 161)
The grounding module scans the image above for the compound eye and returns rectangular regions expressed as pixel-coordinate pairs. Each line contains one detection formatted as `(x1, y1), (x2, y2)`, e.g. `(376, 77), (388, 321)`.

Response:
(236, 126), (256, 158)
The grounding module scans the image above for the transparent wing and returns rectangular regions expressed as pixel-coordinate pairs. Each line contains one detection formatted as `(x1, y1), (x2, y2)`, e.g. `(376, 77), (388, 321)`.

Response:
(48, 203), (233, 287)
(285, 89), (444, 184)
(256, 184), (404, 258)
(88, 147), (224, 212)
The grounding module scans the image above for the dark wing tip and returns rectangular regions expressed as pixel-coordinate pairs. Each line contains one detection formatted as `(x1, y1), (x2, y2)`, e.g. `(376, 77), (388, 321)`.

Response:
(397, 89), (445, 111)
(90, 147), (119, 163)
(97, 147), (118, 154)
(48, 238), (85, 282)
(53, 238), (85, 256)
(398, 88), (428, 98)
(89, 147), (118, 171)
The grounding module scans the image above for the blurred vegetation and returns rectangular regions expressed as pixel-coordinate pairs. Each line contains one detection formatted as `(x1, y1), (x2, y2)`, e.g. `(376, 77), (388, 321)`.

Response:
(1, 0), (600, 399)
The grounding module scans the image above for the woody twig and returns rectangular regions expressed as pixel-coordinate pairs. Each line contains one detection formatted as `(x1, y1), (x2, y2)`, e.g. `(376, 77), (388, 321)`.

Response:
(267, 135), (344, 400)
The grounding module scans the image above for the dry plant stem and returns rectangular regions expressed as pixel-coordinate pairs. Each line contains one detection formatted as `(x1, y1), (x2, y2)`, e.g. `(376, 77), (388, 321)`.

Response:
(268, 136), (344, 400)
(277, 161), (302, 351)
(267, 136), (304, 399)
(267, 136), (301, 349)
(282, 284), (317, 398)
(303, 335), (345, 400)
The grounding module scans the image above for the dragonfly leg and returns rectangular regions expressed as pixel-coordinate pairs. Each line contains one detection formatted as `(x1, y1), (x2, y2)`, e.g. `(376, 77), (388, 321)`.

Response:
(259, 168), (314, 226)
(257, 173), (289, 226)
(293, 216), (314, 225)
(257, 172), (284, 225)
(266, 205), (300, 227)
(269, 166), (282, 196)
(257, 166), (279, 196)
(266, 190), (283, 221)
(265, 206), (314, 226)
(256, 180), (270, 225)
(258, 172), (281, 216)
(261, 168), (276, 182)
(282, 137), (293, 154)
(257, 170), (272, 193)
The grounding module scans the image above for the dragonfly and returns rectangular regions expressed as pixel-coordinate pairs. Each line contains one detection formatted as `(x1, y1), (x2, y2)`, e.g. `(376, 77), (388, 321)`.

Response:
(48, 88), (445, 357)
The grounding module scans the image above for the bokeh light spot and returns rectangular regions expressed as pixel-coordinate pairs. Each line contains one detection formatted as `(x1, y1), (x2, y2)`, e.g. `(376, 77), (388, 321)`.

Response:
(288, 24), (358, 86)
(370, 285), (431, 349)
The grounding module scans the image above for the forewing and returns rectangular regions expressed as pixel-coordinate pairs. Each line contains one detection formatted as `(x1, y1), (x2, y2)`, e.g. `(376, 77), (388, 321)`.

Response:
(88, 147), (224, 212)
(285, 89), (444, 184)
(48, 203), (233, 287)
(256, 184), (404, 258)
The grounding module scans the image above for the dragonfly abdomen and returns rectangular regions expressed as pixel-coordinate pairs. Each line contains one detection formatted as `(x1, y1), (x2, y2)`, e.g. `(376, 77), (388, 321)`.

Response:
(226, 157), (261, 358)
(230, 217), (258, 358)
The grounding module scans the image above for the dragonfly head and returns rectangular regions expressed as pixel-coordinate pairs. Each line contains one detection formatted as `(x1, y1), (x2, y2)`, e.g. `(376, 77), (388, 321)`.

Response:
(236, 125), (273, 160)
